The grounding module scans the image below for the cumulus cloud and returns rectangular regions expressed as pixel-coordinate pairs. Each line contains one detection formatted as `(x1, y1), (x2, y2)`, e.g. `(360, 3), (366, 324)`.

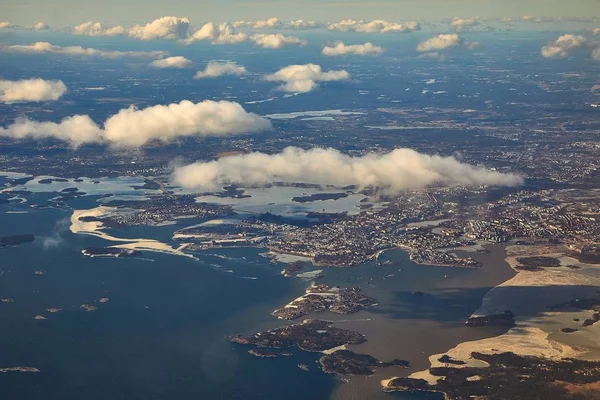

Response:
(328, 19), (419, 33)
(186, 22), (248, 44)
(33, 21), (49, 30)
(72, 21), (126, 36)
(128, 16), (191, 40)
(234, 18), (320, 30)
(0, 100), (271, 148)
(194, 61), (247, 79)
(234, 17), (282, 29)
(593, 47), (600, 61)
(264, 64), (350, 93)
(0, 41), (165, 59)
(0, 22), (18, 29)
(288, 20), (321, 29)
(251, 33), (307, 49)
(171, 147), (523, 193)
(0, 79), (67, 103)
(451, 17), (479, 30)
(150, 56), (193, 69)
(594, 28), (600, 35)
(322, 42), (384, 56)
(0, 115), (103, 147)
(541, 34), (587, 58)
(416, 34), (478, 53)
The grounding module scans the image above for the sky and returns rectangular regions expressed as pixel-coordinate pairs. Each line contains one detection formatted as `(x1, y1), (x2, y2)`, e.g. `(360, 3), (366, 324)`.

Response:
(1, 0), (599, 27)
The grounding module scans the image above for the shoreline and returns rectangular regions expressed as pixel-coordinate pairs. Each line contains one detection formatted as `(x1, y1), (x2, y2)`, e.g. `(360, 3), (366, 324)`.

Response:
(382, 242), (600, 395)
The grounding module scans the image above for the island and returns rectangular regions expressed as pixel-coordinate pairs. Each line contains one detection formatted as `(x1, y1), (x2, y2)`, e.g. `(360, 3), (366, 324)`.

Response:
(0, 367), (40, 373)
(0, 234), (34, 248)
(319, 350), (409, 375)
(271, 283), (376, 320)
(383, 352), (600, 400)
(230, 319), (366, 352)
(292, 193), (349, 203)
(82, 247), (142, 258)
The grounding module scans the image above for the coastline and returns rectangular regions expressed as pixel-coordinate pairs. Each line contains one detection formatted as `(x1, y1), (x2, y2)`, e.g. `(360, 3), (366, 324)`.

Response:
(382, 242), (600, 395)
(324, 244), (515, 400)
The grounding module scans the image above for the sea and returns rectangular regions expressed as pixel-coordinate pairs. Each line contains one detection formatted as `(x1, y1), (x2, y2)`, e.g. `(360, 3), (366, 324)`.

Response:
(0, 177), (514, 400)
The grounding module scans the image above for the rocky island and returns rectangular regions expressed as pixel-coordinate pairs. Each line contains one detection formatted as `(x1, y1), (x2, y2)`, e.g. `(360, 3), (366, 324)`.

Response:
(230, 319), (366, 353)
(319, 350), (409, 376)
(271, 283), (376, 320)
(0, 234), (34, 248)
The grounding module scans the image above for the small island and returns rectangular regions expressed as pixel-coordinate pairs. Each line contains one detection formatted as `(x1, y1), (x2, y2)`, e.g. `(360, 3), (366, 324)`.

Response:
(271, 283), (376, 320)
(0, 234), (34, 248)
(292, 193), (349, 203)
(319, 350), (409, 375)
(230, 319), (366, 353)
(82, 247), (142, 258)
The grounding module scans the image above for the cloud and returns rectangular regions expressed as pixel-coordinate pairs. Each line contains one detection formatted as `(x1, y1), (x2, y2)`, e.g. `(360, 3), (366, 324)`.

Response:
(288, 20), (321, 30)
(194, 61), (247, 79)
(186, 22), (248, 44)
(0, 22), (18, 29)
(251, 33), (307, 49)
(417, 34), (478, 52)
(72, 21), (126, 36)
(128, 16), (191, 40)
(451, 17), (479, 30)
(0, 41), (165, 59)
(171, 147), (523, 193)
(0, 115), (103, 147)
(0, 79), (67, 103)
(150, 56), (193, 69)
(593, 47), (600, 61)
(322, 42), (384, 56)
(39, 217), (70, 250)
(234, 18), (320, 30)
(234, 17), (282, 29)
(594, 28), (600, 35)
(33, 21), (49, 30)
(0, 100), (272, 148)
(328, 19), (419, 33)
(264, 64), (350, 93)
(541, 34), (587, 58)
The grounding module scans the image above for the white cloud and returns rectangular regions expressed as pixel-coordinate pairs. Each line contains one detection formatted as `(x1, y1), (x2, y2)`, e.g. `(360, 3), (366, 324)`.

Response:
(593, 47), (600, 61)
(251, 33), (307, 49)
(186, 22), (248, 44)
(0, 22), (17, 29)
(288, 20), (321, 30)
(240, 17), (283, 29)
(0, 100), (272, 148)
(194, 61), (247, 79)
(0, 79), (67, 103)
(416, 34), (478, 53)
(33, 22), (49, 30)
(322, 42), (384, 56)
(0, 115), (103, 147)
(0, 41), (165, 59)
(234, 18), (320, 30)
(541, 34), (587, 58)
(593, 28), (600, 35)
(72, 21), (126, 36)
(128, 16), (191, 40)
(264, 64), (350, 93)
(328, 19), (419, 33)
(452, 17), (479, 30)
(149, 56), (193, 69)
(171, 147), (523, 193)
